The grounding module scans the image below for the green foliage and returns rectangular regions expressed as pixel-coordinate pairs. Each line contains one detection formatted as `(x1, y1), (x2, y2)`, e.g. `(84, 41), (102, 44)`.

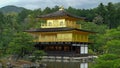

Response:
(78, 21), (108, 54)
(66, 7), (95, 21)
(103, 28), (120, 54)
(0, 12), (18, 57)
(30, 50), (46, 62)
(92, 26), (120, 54)
(94, 2), (120, 28)
(113, 59), (120, 68)
(93, 15), (103, 25)
(51, 5), (59, 12)
(0, 3), (120, 67)
(79, 22), (108, 34)
(8, 32), (34, 60)
(106, 40), (120, 55)
(114, 2), (120, 9)
(17, 9), (31, 23)
(88, 49), (95, 55)
(94, 61), (114, 68)
(92, 26), (120, 68)
(93, 54), (120, 68)
(99, 54), (119, 60)
(42, 7), (52, 14)
(0, 5), (25, 14)
(0, 12), (4, 29)
(1, 2), (120, 28)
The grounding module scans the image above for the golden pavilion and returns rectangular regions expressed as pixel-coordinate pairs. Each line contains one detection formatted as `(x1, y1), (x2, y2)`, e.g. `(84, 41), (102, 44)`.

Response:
(26, 7), (94, 56)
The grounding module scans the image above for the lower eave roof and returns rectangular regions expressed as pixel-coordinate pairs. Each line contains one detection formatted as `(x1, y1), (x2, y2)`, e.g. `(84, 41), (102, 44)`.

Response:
(25, 27), (95, 33)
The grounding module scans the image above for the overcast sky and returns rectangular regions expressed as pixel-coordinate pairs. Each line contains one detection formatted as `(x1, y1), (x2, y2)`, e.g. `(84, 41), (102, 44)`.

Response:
(0, 0), (120, 10)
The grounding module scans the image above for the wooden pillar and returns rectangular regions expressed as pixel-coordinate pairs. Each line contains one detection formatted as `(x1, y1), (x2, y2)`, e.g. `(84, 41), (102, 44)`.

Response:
(79, 46), (81, 54)
(70, 45), (72, 52)
(75, 44), (79, 54)
(62, 46), (64, 51)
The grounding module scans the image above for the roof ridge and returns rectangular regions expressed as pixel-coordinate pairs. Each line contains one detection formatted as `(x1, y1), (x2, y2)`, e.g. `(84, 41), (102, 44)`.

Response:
(37, 10), (85, 19)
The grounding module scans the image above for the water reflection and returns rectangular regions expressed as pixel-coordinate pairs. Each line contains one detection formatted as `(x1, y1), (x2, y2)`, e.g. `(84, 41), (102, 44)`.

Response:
(44, 62), (88, 68)
(80, 63), (88, 68)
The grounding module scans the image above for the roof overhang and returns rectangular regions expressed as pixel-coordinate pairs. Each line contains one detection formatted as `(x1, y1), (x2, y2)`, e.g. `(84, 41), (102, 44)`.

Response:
(25, 27), (96, 34)
(36, 10), (85, 21)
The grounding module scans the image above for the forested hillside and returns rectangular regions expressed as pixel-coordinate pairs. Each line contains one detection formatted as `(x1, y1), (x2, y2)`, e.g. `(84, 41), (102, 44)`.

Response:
(0, 5), (25, 14)
(0, 2), (120, 68)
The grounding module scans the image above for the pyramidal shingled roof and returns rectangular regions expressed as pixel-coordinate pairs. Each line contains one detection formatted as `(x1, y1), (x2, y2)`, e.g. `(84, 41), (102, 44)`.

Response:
(37, 10), (85, 19)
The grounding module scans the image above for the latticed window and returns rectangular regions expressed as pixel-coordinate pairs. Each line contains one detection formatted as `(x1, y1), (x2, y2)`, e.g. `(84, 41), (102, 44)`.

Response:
(64, 46), (69, 51)
(60, 21), (64, 26)
(48, 22), (52, 26)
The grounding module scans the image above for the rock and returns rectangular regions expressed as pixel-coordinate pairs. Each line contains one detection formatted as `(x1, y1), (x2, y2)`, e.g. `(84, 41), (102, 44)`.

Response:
(0, 63), (2, 68)
(31, 63), (47, 68)
(40, 63), (47, 68)
(31, 63), (37, 68)
(31, 63), (39, 68)
(6, 62), (13, 68)
(21, 64), (31, 68)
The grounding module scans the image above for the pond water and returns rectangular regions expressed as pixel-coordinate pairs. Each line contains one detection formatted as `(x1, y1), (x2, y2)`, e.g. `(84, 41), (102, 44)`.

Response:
(44, 62), (89, 68)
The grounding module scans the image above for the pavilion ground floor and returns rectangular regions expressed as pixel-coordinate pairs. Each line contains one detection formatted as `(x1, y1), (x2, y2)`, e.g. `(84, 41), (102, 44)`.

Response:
(35, 42), (89, 57)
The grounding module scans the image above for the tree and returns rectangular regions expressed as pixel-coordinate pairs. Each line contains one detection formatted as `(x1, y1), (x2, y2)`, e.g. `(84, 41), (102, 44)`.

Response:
(32, 8), (42, 17)
(103, 27), (120, 55)
(95, 3), (109, 26)
(0, 12), (5, 29)
(78, 21), (108, 54)
(79, 22), (108, 34)
(8, 32), (35, 60)
(115, 7), (120, 28)
(51, 6), (59, 12)
(67, 6), (77, 14)
(106, 40), (120, 55)
(106, 2), (116, 28)
(30, 50), (46, 62)
(94, 26), (120, 54)
(0, 28), (14, 57)
(17, 9), (31, 23)
(43, 7), (52, 14)
(96, 3), (107, 20)
(93, 15), (103, 25)
(0, 12), (4, 38)
(0, 13), (15, 57)
(95, 2), (120, 28)
(93, 54), (120, 68)
(24, 15), (36, 29)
